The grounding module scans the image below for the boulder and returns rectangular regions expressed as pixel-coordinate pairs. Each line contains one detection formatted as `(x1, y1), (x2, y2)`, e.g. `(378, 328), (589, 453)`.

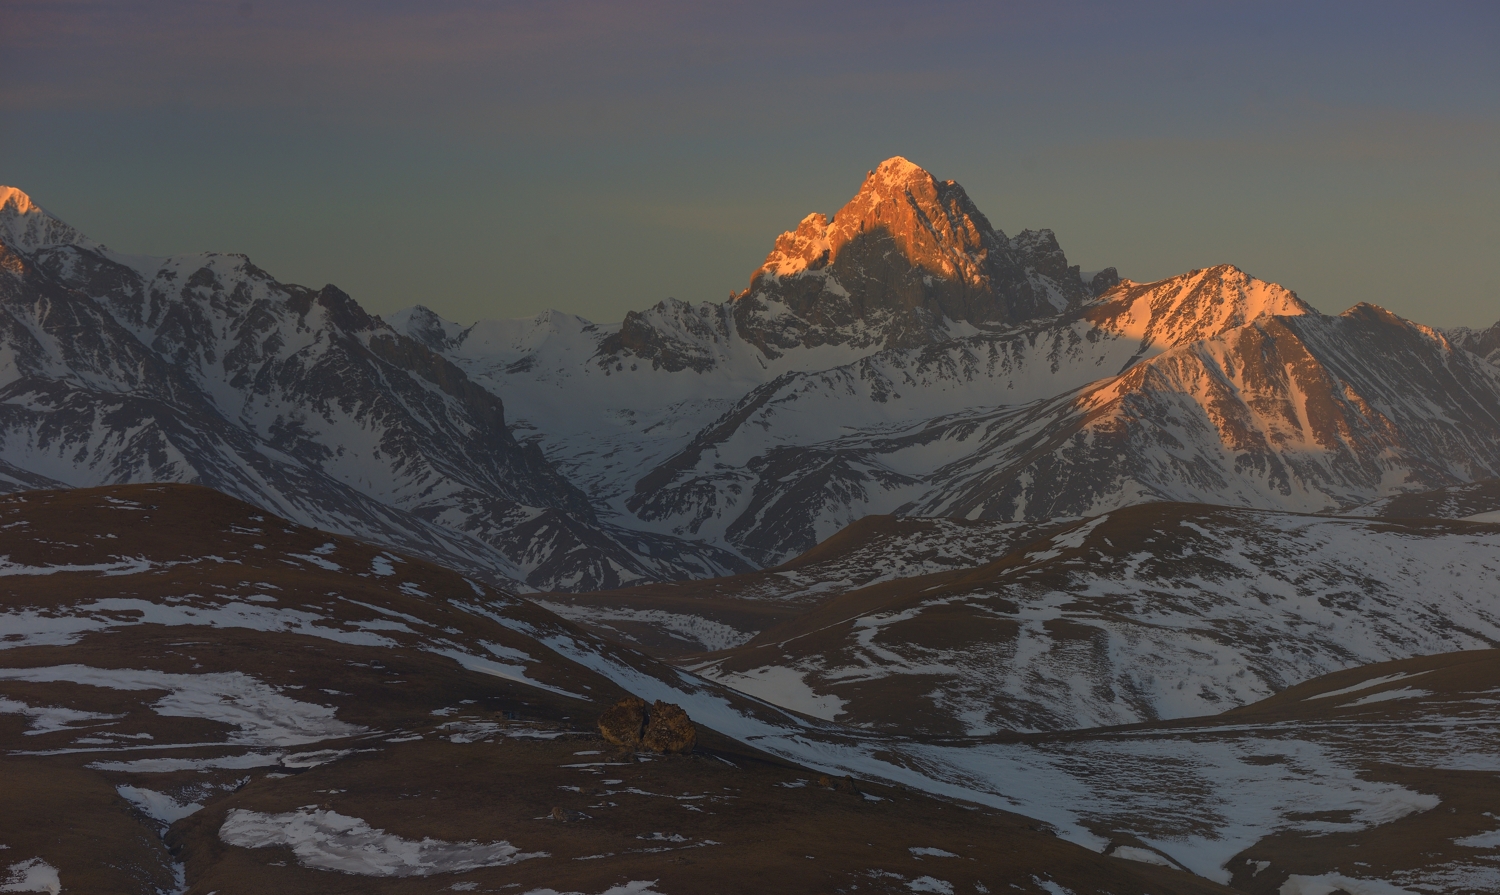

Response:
(817, 774), (862, 794)
(598, 696), (697, 754)
(641, 700), (697, 754)
(597, 695), (648, 748)
(549, 807), (588, 822)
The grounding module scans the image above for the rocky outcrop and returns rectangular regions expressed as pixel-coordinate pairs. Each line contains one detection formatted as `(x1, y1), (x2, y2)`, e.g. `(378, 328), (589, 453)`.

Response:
(597, 696), (696, 753)
(597, 695), (649, 748)
(640, 701), (697, 754)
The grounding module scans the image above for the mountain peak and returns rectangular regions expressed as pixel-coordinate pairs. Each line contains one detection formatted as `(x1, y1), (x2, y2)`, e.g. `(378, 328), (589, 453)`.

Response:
(726, 158), (1097, 355)
(755, 158), (960, 280)
(0, 186), (38, 215)
(0, 186), (99, 254)
(750, 157), (1008, 293)
(866, 155), (936, 190)
(1089, 263), (1315, 349)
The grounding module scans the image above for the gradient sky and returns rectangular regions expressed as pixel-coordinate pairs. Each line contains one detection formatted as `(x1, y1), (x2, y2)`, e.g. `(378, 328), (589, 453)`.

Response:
(2, 1), (1497, 327)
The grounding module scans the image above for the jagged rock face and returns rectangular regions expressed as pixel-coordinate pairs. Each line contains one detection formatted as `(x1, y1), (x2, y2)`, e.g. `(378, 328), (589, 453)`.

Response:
(0, 188), (746, 591)
(743, 158), (1090, 336)
(1085, 262), (1312, 350)
(1087, 267), (1120, 294)
(597, 157), (1097, 372)
(918, 303), (1500, 524)
(599, 300), (734, 374)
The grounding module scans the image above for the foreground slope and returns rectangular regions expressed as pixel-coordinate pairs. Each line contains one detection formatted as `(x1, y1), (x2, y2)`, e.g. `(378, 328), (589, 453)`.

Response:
(0, 186), (744, 591)
(6, 486), (1499, 892)
(898, 648), (1500, 892)
(1349, 475), (1500, 522)
(0, 484), (1225, 895)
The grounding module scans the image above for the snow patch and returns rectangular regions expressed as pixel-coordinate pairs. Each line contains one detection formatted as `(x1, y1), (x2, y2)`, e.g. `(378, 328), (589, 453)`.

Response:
(1110, 845), (1177, 867)
(698, 665), (845, 721)
(0, 859), (59, 895)
(1455, 827), (1500, 849)
(0, 696), (120, 736)
(117, 785), (202, 826)
(91, 752), (283, 772)
(1344, 687), (1429, 708)
(0, 666), (362, 746)
(538, 602), (752, 652)
(520, 882), (664, 895)
(1306, 671), (1431, 702)
(219, 807), (545, 876)
(431, 649), (587, 700)
(1278, 873), (1416, 895)
(0, 556), (154, 576)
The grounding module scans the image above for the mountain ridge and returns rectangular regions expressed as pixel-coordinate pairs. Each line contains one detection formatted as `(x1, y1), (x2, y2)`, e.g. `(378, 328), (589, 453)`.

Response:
(0, 187), (748, 591)
(0, 185), (101, 254)
(374, 159), (1500, 567)
(10, 161), (1500, 581)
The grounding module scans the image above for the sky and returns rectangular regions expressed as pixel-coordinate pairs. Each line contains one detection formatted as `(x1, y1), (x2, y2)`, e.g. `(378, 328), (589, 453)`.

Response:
(1, 0), (1497, 327)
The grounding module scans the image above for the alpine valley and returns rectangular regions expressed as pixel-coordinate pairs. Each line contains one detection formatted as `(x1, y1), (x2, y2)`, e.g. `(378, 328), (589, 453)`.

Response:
(5, 159), (1500, 894)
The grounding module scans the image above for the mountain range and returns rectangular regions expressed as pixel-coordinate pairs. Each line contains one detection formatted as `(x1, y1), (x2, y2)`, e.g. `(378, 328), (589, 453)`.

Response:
(390, 158), (1500, 570)
(9, 160), (1500, 587)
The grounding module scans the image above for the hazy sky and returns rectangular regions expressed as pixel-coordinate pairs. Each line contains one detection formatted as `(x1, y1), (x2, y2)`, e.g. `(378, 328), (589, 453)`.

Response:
(3, 1), (1497, 327)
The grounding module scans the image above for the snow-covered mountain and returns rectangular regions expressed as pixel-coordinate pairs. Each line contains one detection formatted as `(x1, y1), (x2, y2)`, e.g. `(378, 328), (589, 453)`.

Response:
(396, 159), (1500, 566)
(1447, 318), (1500, 366)
(12, 155), (1500, 587)
(0, 187), (745, 591)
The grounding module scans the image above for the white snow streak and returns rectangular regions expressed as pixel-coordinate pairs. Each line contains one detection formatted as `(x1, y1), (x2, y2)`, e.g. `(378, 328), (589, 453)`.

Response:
(219, 808), (544, 876)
